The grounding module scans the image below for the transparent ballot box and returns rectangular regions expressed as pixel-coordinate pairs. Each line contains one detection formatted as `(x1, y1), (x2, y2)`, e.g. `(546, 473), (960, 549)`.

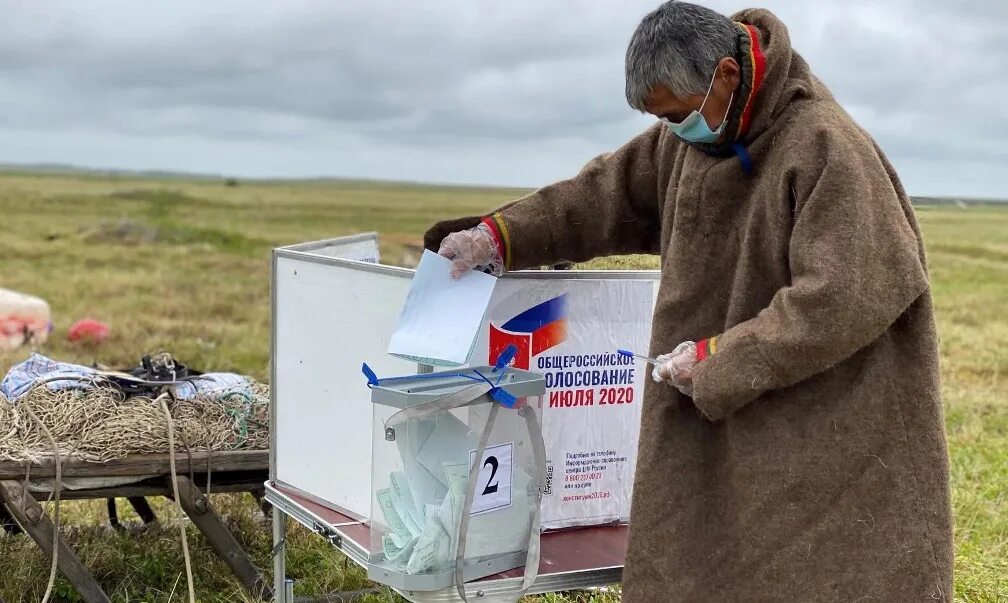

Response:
(368, 365), (547, 595)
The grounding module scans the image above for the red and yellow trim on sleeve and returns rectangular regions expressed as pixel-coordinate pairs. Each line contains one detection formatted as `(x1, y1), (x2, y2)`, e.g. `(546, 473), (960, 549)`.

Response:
(696, 336), (719, 362)
(480, 213), (512, 270)
(735, 23), (766, 140)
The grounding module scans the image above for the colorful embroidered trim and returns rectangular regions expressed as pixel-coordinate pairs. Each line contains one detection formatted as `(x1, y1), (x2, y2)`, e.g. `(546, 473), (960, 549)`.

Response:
(482, 212), (512, 270)
(696, 336), (719, 362)
(736, 22), (766, 139)
(480, 215), (503, 258)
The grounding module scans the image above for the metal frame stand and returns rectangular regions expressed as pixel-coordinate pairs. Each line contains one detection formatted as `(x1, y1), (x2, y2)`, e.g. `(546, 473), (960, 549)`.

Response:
(271, 504), (378, 603)
(273, 506), (287, 601)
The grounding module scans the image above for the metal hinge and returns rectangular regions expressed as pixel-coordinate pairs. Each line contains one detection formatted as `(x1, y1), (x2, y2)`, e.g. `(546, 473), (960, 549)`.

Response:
(312, 520), (342, 548)
(270, 537), (286, 558)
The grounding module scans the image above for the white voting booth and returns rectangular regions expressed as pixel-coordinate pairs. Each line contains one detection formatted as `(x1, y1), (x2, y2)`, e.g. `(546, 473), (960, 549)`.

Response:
(267, 233), (659, 602)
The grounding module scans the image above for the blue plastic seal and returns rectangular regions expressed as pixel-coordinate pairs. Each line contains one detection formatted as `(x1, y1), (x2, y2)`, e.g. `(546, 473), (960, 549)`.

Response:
(361, 363), (379, 387)
(489, 387), (518, 408)
(493, 344), (519, 372)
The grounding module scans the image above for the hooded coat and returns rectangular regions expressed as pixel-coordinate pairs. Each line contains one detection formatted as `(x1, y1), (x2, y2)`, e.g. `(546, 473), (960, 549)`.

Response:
(424, 9), (952, 602)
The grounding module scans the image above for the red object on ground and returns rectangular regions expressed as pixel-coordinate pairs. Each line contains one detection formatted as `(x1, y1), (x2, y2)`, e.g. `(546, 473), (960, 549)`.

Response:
(67, 319), (110, 344)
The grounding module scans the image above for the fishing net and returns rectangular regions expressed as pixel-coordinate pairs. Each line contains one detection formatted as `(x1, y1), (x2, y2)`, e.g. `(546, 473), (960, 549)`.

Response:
(0, 381), (269, 464)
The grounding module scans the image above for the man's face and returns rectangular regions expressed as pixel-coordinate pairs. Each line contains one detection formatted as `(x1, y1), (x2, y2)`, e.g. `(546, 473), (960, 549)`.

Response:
(643, 56), (741, 141)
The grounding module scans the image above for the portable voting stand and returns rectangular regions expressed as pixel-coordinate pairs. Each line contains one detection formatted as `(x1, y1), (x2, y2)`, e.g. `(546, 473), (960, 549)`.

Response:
(267, 233), (656, 602)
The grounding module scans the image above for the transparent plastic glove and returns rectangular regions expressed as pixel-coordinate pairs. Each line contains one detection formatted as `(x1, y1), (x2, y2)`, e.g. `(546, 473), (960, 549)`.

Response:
(438, 222), (504, 279)
(651, 341), (697, 396)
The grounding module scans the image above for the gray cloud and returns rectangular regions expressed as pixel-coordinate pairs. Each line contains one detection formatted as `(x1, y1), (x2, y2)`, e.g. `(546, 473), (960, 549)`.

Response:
(0, 0), (1004, 197)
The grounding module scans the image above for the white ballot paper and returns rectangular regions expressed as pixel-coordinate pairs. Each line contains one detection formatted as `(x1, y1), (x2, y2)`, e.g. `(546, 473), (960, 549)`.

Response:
(387, 250), (497, 366)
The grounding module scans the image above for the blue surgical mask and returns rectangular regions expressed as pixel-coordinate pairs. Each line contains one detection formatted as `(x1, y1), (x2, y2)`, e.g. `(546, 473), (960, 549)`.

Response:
(661, 72), (733, 144)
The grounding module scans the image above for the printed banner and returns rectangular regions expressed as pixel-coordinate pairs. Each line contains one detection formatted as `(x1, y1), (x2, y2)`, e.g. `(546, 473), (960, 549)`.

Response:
(473, 278), (655, 530)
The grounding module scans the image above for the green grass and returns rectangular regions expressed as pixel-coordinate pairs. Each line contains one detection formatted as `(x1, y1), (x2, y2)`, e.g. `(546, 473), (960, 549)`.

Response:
(0, 172), (1004, 602)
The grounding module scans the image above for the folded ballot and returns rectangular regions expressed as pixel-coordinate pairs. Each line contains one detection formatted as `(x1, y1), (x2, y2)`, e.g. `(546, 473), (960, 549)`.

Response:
(387, 250), (496, 367)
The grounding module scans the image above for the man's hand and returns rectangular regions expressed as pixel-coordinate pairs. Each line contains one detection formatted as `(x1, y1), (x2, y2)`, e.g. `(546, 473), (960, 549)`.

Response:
(652, 341), (698, 396)
(438, 223), (504, 279)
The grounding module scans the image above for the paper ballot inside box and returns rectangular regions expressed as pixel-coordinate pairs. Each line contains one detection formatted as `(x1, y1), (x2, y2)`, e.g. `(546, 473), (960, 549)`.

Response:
(379, 413), (531, 570)
(387, 250), (496, 367)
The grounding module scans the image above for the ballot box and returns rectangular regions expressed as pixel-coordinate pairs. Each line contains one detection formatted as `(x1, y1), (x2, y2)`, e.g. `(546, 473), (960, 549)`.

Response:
(367, 366), (547, 592)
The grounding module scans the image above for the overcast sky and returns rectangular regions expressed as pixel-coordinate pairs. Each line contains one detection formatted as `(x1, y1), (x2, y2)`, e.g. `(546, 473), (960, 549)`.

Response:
(0, 0), (1004, 197)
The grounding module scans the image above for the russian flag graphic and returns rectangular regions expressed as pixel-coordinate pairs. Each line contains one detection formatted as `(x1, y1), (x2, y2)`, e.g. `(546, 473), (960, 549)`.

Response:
(489, 294), (567, 370)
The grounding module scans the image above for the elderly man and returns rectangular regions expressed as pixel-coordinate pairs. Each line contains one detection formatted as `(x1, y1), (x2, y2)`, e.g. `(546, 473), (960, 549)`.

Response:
(424, 2), (952, 601)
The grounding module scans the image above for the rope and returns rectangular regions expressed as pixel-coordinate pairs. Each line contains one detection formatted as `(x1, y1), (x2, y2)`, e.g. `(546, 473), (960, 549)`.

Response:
(220, 391), (255, 447)
(23, 404), (60, 603)
(13, 375), (92, 603)
(159, 393), (196, 603)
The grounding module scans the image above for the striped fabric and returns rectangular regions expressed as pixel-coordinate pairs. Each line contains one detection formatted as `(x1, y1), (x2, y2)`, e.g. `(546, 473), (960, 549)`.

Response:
(735, 22), (767, 140)
(696, 336), (719, 362)
(481, 213), (512, 270)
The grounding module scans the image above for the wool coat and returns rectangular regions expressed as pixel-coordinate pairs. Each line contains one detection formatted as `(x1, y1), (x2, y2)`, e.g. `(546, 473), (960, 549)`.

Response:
(425, 9), (952, 602)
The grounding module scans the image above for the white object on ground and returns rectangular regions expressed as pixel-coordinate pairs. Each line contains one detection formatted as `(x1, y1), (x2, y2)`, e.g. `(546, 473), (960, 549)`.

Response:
(0, 288), (51, 351)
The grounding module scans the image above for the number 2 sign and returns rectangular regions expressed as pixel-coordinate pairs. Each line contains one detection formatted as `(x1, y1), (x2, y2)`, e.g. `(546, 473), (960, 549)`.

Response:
(468, 442), (513, 515)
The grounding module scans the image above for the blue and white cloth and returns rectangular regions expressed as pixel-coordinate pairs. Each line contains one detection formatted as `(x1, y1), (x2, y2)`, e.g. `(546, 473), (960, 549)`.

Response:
(0, 353), (100, 400)
(1, 353), (256, 402)
(171, 373), (254, 401)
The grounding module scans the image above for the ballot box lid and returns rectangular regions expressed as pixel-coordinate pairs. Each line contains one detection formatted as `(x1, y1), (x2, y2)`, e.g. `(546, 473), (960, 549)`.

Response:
(369, 365), (545, 410)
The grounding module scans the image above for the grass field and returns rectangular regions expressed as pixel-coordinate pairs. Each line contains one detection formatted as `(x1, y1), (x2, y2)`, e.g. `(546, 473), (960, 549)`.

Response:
(0, 171), (1004, 602)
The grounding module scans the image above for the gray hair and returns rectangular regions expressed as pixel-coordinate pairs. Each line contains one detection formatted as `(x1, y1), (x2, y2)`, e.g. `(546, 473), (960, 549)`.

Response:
(625, 1), (738, 111)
